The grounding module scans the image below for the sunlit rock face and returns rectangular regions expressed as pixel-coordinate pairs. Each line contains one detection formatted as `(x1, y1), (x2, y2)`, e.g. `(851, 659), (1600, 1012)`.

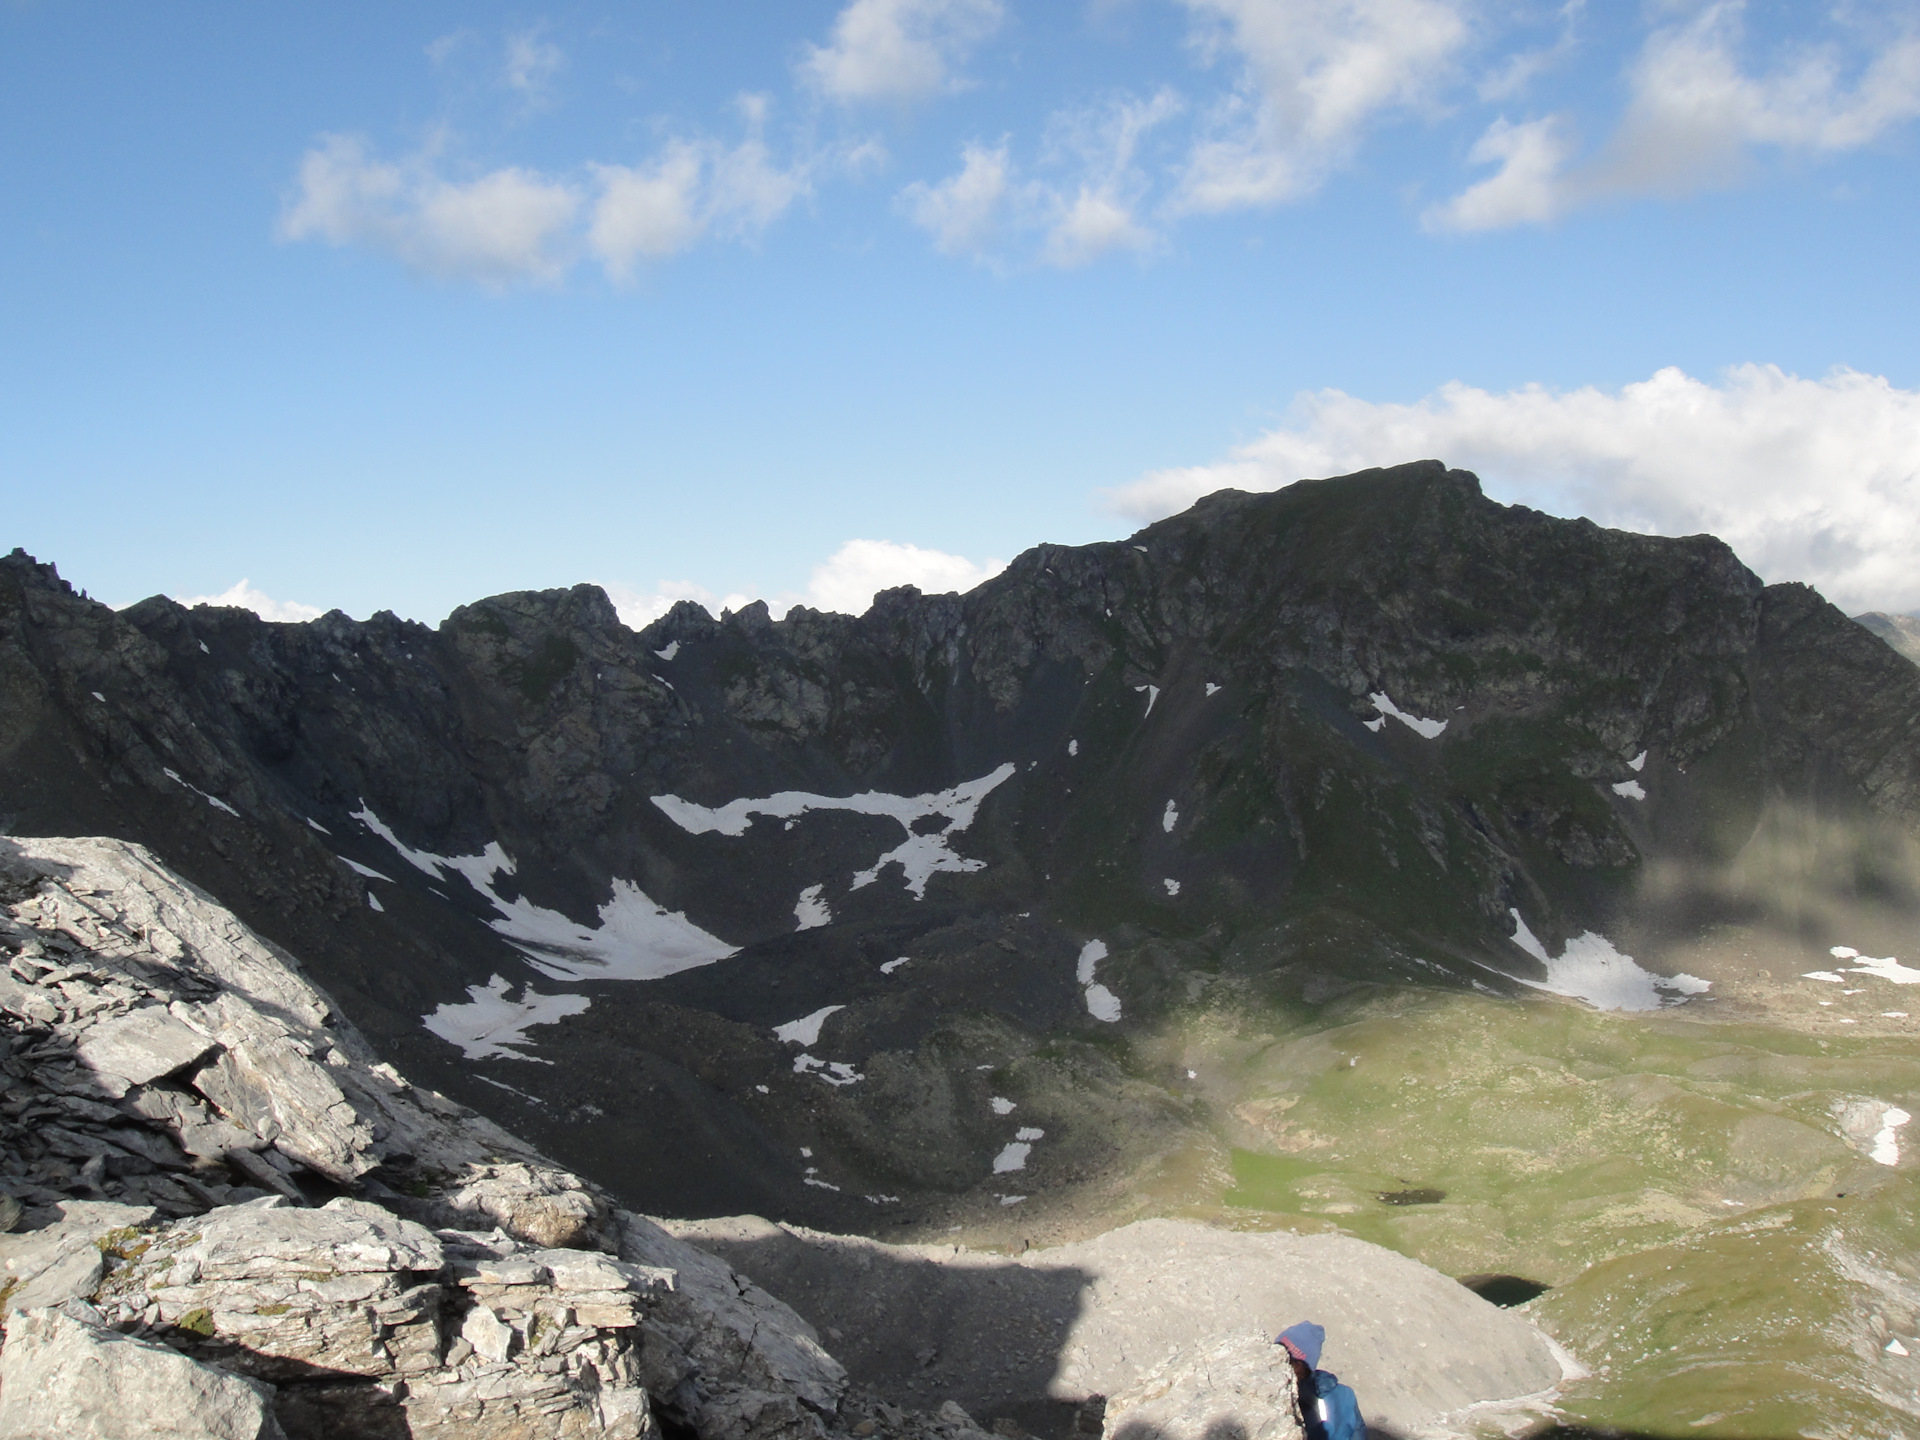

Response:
(4, 460), (1920, 1236)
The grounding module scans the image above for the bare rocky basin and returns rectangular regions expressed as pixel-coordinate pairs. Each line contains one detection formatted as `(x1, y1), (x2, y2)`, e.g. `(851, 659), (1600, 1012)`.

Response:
(0, 835), (1570, 1438)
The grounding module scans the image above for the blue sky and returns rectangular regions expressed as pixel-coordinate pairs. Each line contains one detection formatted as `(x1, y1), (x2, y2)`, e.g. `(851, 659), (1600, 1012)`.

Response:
(4, 1), (1919, 623)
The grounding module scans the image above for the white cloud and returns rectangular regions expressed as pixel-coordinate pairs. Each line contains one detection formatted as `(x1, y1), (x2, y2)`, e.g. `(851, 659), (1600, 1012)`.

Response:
(1108, 365), (1920, 613)
(904, 90), (1178, 267)
(279, 135), (580, 286)
(284, 106), (810, 285)
(504, 29), (564, 99)
(1430, 2), (1920, 231)
(1421, 114), (1575, 231)
(598, 540), (1004, 631)
(597, 579), (760, 631)
(800, 0), (1005, 104)
(174, 579), (325, 624)
(802, 539), (1005, 614)
(1171, 0), (1472, 212)
(901, 141), (1014, 257)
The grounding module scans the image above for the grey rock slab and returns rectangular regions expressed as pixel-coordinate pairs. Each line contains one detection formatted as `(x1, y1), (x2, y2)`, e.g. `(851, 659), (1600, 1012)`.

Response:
(76, 1006), (217, 1086)
(3, 1241), (105, 1314)
(667, 1216), (1565, 1437)
(0, 1305), (285, 1440)
(1101, 1333), (1305, 1440)
(178, 1197), (443, 1282)
(0, 973), (59, 1025)
(190, 1040), (376, 1183)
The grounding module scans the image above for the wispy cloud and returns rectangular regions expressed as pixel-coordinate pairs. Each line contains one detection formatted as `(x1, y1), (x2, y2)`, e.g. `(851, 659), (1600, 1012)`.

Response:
(173, 579), (325, 623)
(1107, 365), (1920, 614)
(1427, 0), (1920, 231)
(504, 28), (565, 102)
(281, 101), (811, 286)
(903, 89), (1181, 268)
(799, 0), (1005, 104)
(1170, 0), (1473, 213)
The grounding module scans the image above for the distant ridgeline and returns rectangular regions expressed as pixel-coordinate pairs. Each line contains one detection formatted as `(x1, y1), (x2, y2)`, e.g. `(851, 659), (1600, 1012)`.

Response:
(5, 459), (1920, 1228)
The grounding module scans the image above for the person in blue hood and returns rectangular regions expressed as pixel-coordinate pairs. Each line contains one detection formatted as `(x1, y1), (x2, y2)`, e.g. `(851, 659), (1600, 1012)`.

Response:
(1275, 1321), (1365, 1440)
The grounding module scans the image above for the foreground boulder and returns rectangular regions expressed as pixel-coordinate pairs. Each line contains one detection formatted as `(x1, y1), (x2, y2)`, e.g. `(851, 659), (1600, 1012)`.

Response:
(0, 1302), (283, 1440)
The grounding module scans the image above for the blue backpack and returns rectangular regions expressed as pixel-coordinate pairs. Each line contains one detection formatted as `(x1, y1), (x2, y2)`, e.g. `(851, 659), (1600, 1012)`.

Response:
(1275, 1322), (1366, 1440)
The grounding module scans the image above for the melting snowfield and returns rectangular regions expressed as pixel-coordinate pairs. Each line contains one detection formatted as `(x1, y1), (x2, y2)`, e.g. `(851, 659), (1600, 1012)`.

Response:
(1077, 939), (1122, 1022)
(423, 975), (591, 1062)
(354, 803), (738, 1058)
(651, 764), (1017, 899)
(1365, 691), (1448, 738)
(353, 803), (737, 985)
(1507, 910), (1709, 1011)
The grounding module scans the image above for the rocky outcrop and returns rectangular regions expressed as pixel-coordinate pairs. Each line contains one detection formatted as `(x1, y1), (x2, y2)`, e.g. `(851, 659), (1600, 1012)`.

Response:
(0, 834), (870, 1439)
(0, 1302), (284, 1440)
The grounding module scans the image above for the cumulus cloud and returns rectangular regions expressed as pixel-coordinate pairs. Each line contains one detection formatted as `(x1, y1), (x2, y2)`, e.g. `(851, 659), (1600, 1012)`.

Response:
(800, 0), (1005, 104)
(598, 540), (1004, 631)
(174, 580), (325, 624)
(1171, 0), (1472, 212)
(589, 105), (811, 277)
(1108, 365), (1920, 613)
(901, 141), (1015, 257)
(597, 579), (759, 631)
(1428, 1), (1920, 231)
(802, 539), (1005, 614)
(282, 108), (810, 285)
(279, 135), (581, 285)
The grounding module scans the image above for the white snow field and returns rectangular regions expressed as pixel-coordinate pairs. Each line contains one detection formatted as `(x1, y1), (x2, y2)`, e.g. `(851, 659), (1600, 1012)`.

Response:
(1507, 909), (1709, 1011)
(774, 1005), (844, 1046)
(652, 764), (1017, 899)
(1366, 691), (1448, 738)
(423, 974), (591, 1062)
(1077, 939), (1122, 1022)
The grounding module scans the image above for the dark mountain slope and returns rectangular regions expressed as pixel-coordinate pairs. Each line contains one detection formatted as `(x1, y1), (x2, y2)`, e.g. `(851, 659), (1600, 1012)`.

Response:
(5, 461), (1919, 1228)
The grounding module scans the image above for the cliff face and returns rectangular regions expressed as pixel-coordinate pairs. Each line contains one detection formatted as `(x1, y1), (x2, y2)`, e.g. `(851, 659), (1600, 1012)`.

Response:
(5, 462), (1920, 1228)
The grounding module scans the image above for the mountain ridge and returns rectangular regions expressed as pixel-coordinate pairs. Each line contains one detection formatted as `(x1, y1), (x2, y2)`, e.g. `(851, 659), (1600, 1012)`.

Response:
(6, 460), (1920, 1230)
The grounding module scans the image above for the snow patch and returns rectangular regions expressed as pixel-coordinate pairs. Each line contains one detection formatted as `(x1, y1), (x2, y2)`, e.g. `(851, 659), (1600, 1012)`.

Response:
(1163, 878), (1180, 897)
(1804, 971), (1848, 983)
(90, 691), (105, 703)
(654, 641), (680, 661)
(305, 817), (330, 835)
(424, 975), (590, 1063)
(774, 1005), (844, 1047)
(991, 1097), (1016, 1115)
(1162, 800), (1178, 833)
(367, 892), (384, 912)
(1873, 1108), (1912, 1165)
(793, 1053), (864, 1086)
(880, 957), (910, 974)
(340, 858), (393, 882)
(997, 1194), (1027, 1206)
(1628, 750), (1648, 772)
(1831, 946), (1920, 984)
(1368, 692), (1447, 739)
(1076, 941), (1123, 1021)
(356, 803), (737, 989)
(794, 885), (832, 930)
(1205, 683), (1221, 697)
(990, 1145), (1030, 1172)
(1134, 684), (1160, 716)
(653, 764), (1016, 900)
(1068, 739), (1078, 757)
(1611, 780), (1647, 800)
(162, 768), (239, 816)
(1507, 909), (1709, 1011)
